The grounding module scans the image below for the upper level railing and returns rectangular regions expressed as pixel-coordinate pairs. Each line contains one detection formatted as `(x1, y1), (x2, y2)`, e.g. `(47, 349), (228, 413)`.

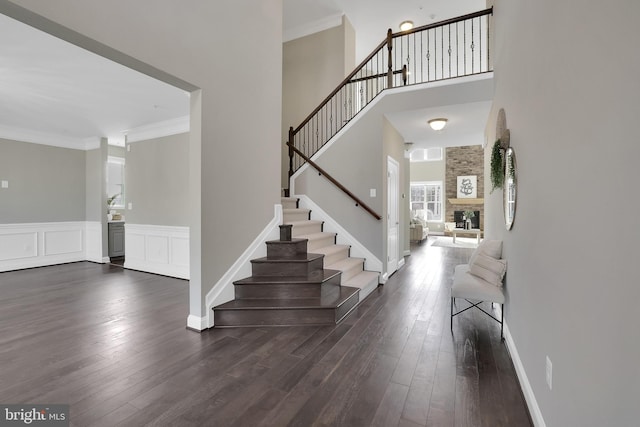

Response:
(288, 8), (493, 178)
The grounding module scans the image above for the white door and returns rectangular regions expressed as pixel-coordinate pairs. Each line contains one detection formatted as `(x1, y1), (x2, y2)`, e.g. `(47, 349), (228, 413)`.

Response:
(387, 157), (399, 275)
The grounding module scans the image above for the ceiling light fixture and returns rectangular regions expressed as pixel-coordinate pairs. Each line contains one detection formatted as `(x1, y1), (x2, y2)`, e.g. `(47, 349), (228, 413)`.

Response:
(399, 20), (414, 31)
(428, 118), (448, 131)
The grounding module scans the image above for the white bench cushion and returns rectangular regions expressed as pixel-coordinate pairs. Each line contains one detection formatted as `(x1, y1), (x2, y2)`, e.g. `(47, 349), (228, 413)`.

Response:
(451, 264), (505, 304)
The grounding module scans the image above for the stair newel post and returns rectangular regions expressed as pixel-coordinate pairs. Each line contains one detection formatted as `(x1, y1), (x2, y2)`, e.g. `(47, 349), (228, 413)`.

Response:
(386, 28), (393, 89)
(287, 126), (294, 184)
(279, 224), (293, 242)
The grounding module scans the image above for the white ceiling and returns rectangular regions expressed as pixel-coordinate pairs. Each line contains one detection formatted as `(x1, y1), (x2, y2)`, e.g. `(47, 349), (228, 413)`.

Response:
(0, 13), (190, 149)
(0, 0), (488, 151)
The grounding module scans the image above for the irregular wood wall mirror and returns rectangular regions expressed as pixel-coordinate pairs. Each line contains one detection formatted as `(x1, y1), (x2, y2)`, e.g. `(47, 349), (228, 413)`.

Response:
(504, 147), (517, 230)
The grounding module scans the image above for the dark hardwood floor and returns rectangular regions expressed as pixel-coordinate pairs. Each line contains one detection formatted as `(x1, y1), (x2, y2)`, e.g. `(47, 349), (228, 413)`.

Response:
(0, 240), (532, 426)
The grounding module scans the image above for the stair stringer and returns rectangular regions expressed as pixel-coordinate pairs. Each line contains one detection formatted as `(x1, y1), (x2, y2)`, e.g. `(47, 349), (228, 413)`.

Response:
(202, 204), (282, 329)
(295, 194), (383, 282)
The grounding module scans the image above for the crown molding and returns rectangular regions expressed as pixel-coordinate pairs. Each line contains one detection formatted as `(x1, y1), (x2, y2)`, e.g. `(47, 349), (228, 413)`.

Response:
(0, 125), (90, 150)
(0, 116), (189, 150)
(125, 116), (190, 143)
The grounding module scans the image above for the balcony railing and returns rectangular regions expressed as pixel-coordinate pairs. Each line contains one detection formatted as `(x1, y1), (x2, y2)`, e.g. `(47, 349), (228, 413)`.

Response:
(288, 8), (493, 177)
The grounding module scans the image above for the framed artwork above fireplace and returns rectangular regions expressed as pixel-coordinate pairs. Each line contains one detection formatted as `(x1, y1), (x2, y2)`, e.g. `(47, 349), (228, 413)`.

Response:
(457, 175), (477, 198)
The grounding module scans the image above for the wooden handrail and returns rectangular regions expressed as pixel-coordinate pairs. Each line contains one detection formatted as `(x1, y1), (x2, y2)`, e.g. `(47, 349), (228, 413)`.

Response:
(287, 142), (382, 221)
(391, 7), (492, 40)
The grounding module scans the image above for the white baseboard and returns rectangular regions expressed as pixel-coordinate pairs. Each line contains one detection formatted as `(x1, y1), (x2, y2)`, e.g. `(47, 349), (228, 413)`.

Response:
(504, 322), (547, 427)
(295, 195), (382, 274)
(380, 272), (389, 284)
(0, 222), (87, 272)
(186, 314), (208, 331)
(124, 224), (189, 279)
(204, 204), (283, 328)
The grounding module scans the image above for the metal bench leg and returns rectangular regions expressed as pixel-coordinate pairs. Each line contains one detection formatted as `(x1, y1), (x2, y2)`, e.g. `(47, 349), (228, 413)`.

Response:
(501, 303), (504, 341)
(450, 297), (454, 331)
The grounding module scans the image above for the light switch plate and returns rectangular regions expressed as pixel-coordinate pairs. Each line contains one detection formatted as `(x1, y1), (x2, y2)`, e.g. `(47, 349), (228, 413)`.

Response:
(370, 189), (376, 197)
(128, 202), (133, 210)
(1, 180), (8, 188)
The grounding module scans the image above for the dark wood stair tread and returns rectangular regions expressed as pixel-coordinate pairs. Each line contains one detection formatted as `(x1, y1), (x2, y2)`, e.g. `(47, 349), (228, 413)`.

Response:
(251, 253), (324, 263)
(234, 269), (341, 285)
(215, 285), (359, 310)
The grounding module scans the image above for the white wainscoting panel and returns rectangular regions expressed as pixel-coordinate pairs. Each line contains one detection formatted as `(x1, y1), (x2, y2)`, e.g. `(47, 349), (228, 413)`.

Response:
(0, 231), (37, 261)
(44, 230), (83, 256)
(124, 224), (189, 279)
(0, 222), (86, 272)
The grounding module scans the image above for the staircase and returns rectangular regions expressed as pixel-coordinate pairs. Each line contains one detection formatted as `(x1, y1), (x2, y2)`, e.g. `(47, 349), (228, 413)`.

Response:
(212, 197), (380, 327)
(281, 197), (380, 300)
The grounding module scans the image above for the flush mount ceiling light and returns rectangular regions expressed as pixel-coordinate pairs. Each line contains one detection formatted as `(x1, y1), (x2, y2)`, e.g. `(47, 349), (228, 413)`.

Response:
(399, 20), (414, 31)
(428, 118), (448, 131)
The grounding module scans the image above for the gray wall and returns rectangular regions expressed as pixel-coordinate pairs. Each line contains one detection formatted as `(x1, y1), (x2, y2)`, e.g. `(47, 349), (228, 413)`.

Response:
(0, 138), (86, 223)
(125, 133), (189, 226)
(487, 1), (640, 425)
(85, 146), (104, 222)
(282, 16), (356, 187)
(294, 103), (384, 261)
(4, 0), (283, 320)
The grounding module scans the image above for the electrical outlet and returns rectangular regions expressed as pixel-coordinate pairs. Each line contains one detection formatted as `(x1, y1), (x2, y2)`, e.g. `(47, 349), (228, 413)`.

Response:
(370, 189), (376, 197)
(1, 180), (8, 188)
(546, 356), (553, 390)
(128, 202), (133, 210)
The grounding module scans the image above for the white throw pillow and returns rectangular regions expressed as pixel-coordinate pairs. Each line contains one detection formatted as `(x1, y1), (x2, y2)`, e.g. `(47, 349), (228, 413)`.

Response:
(469, 253), (507, 287)
(469, 239), (503, 265)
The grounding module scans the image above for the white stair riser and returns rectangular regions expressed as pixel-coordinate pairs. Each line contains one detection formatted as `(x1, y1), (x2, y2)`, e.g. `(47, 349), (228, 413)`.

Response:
(355, 276), (379, 302)
(322, 247), (350, 266)
(307, 235), (336, 251)
(281, 198), (299, 209)
(292, 222), (322, 237)
(283, 211), (310, 223)
(338, 261), (364, 283)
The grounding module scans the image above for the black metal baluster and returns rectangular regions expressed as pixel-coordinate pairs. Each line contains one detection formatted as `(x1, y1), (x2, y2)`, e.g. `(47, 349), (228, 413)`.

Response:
(427, 29), (430, 81)
(464, 21), (467, 75)
(413, 33), (416, 84)
(420, 31), (423, 83)
(456, 21), (459, 77)
(441, 26), (444, 80)
(448, 24), (452, 78)
(471, 18), (475, 72)
(487, 14), (491, 71)
(479, 15), (482, 72)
